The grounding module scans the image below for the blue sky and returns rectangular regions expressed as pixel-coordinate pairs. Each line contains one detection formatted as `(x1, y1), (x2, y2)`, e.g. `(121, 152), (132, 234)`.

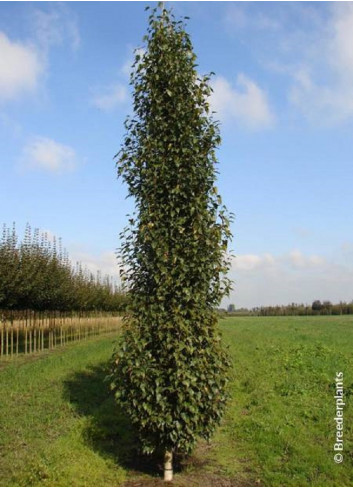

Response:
(1, 1), (353, 308)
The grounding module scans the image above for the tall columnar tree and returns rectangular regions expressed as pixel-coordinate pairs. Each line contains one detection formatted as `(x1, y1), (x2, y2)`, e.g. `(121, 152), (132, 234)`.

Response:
(111, 4), (232, 481)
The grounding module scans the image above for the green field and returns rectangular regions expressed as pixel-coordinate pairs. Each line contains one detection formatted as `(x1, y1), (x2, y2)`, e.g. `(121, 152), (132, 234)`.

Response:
(0, 316), (352, 486)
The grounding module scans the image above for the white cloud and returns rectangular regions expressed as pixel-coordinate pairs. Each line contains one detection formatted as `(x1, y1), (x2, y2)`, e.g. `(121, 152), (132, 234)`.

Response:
(0, 4), (80, 106)
(289, 3), (353, 123)
(232, 250), (324, 273)
(92, 83), (128, 111)
(289, 67), (353, 124)
(210, 74), (274, 129)
(69, 247), (119, 280)
(31, 4), (80, 52)
(226, 249), (353, 308)
(288, 250), (325, 269)
(0, 32), (42, 102)
(329, 3), (353, 80)
(33, 239), (120, 282)
(225, 4), (281, 33)
(233, 253), (275, 271)
(21, 137), (78, 173)
(223, 2), (353, 125)
(91, 47), (145, 111)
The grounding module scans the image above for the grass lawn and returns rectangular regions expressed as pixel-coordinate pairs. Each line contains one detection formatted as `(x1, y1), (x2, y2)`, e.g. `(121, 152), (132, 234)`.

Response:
(0, 316), (352, 486)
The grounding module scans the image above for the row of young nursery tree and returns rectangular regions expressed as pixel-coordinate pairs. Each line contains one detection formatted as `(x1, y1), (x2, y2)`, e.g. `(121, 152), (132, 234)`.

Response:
(0, 223), (127, 312)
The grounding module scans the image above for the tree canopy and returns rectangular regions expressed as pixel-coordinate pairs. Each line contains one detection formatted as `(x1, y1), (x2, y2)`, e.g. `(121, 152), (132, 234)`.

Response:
(110, 4), (232, 470)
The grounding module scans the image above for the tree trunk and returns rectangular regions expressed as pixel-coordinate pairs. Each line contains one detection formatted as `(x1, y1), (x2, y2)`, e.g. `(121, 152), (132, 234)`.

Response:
(164, 450), (173, 482)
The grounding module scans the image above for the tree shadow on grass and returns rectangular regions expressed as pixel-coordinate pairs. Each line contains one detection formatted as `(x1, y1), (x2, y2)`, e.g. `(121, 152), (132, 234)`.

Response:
(63, 364), (244, 487)
(63, 362), (164, 478)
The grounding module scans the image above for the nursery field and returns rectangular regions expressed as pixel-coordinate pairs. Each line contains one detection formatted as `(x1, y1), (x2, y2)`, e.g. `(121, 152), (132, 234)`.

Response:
(0, 316), (352, 486)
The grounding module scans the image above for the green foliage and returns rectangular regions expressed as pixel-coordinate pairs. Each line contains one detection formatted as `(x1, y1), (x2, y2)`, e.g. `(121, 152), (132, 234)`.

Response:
(0, 223), (127, 312)
(111, 5), (232, 455)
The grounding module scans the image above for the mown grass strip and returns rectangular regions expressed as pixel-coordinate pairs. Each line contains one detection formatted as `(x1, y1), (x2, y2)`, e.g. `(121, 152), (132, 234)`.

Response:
(0, 317), (352, 486)
(0, 332), (126, 487)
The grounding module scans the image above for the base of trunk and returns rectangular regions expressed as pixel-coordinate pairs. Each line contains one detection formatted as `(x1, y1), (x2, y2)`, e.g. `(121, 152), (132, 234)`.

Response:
(164, 450), (173, 482)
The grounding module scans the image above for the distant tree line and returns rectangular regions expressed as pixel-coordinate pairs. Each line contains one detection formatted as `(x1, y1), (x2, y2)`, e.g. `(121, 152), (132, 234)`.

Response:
(0, 223), (127, 312)
(224, 301), (353, 316)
